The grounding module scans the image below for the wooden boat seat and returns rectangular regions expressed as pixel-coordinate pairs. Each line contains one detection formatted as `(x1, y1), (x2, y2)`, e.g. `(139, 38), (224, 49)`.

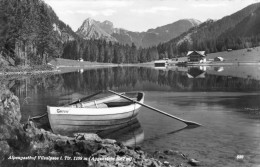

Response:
(95, 103), (108, 108)
(104, 98), (137, 107)
(81, 102), (109, 108)
(68, 102), (108, 108)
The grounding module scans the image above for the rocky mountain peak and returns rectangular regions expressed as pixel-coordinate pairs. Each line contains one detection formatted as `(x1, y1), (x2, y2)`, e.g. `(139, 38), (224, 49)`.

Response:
(103, 20), (113, 26)
(97, 20), (114, 34)
(76, 18), (117, 42)
(80, 18), (96, 29)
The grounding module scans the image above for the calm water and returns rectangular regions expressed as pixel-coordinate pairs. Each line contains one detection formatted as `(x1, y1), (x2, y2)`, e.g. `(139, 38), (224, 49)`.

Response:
(8, 65), (260, 166)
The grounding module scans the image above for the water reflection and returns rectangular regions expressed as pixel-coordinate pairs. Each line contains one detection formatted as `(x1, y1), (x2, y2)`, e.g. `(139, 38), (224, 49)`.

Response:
(187, 67), (206, 78)
(97, 118), (144, 147)
(77, 68), (84, 73)
(214, 66), (224, 72)
(61, 66), (260, 92)
(2, 65), (259, 166)
(10, 66), (260, 99)
(51, 117), (144, 147)
(144, 122), (200, 142)
(2, 66), (259, 122)
(31, 114), (144, 147)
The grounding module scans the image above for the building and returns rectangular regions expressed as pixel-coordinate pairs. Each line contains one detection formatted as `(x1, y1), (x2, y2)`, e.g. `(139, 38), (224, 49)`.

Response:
(78, 58), (84, 62)
(154, 60), (168, 67)
(227, 49), (232, 52)
(214, 57), (224, 62)
(187, 51), (206, 63)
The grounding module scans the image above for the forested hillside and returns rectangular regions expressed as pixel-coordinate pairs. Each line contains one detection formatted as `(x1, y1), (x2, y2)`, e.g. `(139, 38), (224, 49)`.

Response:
(0, 0), (76, 66)
(158, 2), (260, 58)
(219, 7), (260, 41)
(62, 39), (159, 64)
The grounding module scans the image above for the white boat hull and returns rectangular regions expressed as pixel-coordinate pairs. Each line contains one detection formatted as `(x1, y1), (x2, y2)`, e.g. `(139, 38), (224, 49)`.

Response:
(47, 92), (144, 134)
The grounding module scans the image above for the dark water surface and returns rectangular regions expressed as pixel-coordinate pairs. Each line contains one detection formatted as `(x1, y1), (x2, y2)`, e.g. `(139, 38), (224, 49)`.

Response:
(8, 65), (260, 166)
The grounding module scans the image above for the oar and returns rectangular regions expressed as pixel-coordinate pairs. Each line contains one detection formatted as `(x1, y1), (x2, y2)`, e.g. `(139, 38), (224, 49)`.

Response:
(69, 91), (103, 105)
(108, 90), (201, 126)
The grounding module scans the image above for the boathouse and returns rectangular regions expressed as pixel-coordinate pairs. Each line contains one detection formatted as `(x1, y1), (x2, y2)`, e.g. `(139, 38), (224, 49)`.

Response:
(154, 60), (168, 67)
(187, 51), (206, 63)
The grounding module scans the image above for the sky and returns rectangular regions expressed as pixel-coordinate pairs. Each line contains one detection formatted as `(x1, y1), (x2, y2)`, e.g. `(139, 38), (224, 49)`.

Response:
(45, 0), (260, 32)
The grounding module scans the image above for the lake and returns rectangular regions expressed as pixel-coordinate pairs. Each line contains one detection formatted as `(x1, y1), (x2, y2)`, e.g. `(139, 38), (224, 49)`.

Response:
(8, 65), (260, 167)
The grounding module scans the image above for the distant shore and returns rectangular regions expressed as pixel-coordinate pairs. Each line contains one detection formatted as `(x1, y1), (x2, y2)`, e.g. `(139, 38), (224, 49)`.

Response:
(168, 61), (260, 66)
(0, 65), (59, 76)
(1, 45), (260, 76)
(0, 58), (155, 76)
(48, 58), (154, 68)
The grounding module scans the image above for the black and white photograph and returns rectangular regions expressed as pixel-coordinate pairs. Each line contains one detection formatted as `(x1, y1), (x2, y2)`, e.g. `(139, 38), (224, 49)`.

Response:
(1, 0), (260, 166)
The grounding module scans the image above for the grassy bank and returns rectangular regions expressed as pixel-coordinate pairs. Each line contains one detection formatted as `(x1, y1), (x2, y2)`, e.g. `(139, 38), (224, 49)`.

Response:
(0, 58), (154, 76)
(48, 58), (117, 68)
(207, 46), (260, 63)
(49, 58), (155, 68)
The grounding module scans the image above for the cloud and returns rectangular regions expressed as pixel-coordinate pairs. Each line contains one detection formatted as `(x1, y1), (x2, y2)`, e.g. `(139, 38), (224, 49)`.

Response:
(62, 9), (116, 16)
(191, 3), (228, 8)
(102, 9), (116, 16)
(77, 10), (98, 16)
(45, 0), (127, 16)
(45, 0), (133, 9)
(131, 6), (178, 14)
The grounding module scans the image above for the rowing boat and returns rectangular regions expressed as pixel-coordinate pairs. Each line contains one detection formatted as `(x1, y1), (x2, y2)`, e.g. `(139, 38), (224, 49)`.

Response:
(47, 92), (144, 135)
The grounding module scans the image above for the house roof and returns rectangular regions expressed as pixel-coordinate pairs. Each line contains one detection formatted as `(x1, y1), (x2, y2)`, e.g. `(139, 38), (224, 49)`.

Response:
(187, 51), (206, 57)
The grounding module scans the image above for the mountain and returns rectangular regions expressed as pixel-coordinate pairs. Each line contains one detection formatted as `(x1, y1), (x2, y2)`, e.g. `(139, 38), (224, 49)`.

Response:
(160, 2), (260, 56)
(76, 18), (201, 47)
(141, 19), (201, 47)
(76, 18), (117, 42)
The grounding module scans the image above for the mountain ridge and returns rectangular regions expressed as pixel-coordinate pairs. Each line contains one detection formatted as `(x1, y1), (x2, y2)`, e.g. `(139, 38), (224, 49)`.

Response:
(76, 17), (201, 47)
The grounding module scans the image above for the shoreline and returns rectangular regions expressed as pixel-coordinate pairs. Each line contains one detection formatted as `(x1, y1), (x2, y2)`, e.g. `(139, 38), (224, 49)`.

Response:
(1, 58), (259, 77)
(0, 58), (154, 76)
(0, 69), (60, 76)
